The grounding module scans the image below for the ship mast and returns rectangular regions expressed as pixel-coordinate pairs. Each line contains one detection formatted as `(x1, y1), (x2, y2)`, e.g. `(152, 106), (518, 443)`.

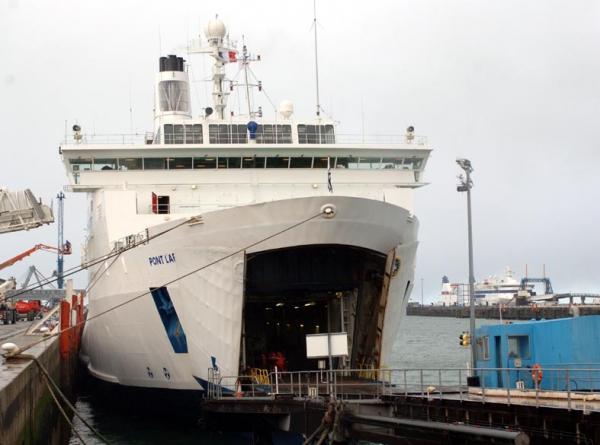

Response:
(312, 0), (321, 117)
(189, 17), (238, 119)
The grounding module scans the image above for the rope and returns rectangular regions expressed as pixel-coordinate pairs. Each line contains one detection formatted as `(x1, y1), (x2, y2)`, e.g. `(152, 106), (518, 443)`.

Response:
(7, 211), (322, 357)
(3, 217), (193, 302)
(25, 354), (112, 444)
(44, 376), (88, 445)
(85, 251), (122, 293)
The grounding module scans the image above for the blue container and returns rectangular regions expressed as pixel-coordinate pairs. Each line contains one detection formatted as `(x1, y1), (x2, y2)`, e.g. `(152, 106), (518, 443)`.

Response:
(474, 315), (600, 390)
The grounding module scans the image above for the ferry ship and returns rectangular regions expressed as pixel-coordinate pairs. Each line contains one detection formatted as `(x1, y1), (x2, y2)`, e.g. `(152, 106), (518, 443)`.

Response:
(60, 18), (431, 395)
(439, 267), (535, 306)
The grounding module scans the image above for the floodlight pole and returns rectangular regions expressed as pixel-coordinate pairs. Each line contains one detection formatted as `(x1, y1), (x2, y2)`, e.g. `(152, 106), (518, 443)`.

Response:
(457, 159), (476, 375)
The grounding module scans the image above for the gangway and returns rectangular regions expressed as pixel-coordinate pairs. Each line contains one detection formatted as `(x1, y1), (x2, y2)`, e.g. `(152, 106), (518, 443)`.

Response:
(0, 188), (53, 234)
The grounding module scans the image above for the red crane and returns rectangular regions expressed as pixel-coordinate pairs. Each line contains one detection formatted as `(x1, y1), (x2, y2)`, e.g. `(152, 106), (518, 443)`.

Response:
(0, 242), (72, 272)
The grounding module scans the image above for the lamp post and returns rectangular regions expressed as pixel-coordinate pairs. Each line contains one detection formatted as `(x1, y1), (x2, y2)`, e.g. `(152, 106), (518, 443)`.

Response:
(456, 159), (476, 375)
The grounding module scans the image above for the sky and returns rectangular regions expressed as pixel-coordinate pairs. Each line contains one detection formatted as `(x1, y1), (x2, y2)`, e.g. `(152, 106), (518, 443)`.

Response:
(1, 0), (599, 302)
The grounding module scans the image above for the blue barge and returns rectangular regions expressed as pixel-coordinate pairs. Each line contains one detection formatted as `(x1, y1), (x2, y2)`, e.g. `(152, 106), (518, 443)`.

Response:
(474, 315), (600, 391)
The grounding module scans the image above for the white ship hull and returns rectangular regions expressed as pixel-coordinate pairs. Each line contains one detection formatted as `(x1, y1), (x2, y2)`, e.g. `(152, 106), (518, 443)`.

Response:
(80, 196), (418, 391)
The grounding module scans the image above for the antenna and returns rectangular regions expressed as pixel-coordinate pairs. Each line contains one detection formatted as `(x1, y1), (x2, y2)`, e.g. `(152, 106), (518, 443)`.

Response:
(312, 0), (321, 117)
(241, 35), (253, 116)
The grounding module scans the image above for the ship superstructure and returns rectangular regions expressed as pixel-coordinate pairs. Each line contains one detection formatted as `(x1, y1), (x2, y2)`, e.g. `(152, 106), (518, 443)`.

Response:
(60, 18), (431, 393)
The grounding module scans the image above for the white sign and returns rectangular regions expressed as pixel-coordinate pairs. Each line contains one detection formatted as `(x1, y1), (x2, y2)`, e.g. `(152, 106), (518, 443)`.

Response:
(306, 333), (349, 358)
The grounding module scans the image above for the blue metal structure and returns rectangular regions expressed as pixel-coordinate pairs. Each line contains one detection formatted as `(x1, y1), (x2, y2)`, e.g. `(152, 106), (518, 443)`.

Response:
(475, 316), (600, 390)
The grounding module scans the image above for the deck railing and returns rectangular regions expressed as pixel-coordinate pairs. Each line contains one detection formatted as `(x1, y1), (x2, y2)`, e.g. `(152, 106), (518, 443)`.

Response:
(62, 133), (428, 146)
(205, 366), (600, 411)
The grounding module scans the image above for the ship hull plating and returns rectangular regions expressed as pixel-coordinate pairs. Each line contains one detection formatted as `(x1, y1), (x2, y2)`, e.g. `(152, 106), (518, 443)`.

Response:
(80, 196), (418, 391)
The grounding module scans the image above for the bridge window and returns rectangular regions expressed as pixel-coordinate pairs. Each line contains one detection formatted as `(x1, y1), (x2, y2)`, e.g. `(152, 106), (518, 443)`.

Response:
(313, 157), (330, 168)
(242, 156), (265, 168)
(69, 158), (92, 172)
(290, 157), (312, 168)
(93, 158), (118, 171)
(144, 158), (169, 170)
(266, 157), (289, 168)
(168, 157), (193, 169)
(382, 158), (403, 169)
(358, 157), (382, 169)
(254, 125), (292, 144)
(119, 158), (143, 170)
(208, 124), (247, 144)
(227, 157), (242, 168)
(334, 157), (358, 169)
(231, 125), (248, 143)
(298, 124), (335, 144)
(194, 156), (216, 169)
(164, 124), (203, 144)
(186, 124), (203, 143)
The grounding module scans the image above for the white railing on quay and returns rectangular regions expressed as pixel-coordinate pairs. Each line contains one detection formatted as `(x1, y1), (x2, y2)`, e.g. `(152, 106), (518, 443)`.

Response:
(205, 366), (600, 411)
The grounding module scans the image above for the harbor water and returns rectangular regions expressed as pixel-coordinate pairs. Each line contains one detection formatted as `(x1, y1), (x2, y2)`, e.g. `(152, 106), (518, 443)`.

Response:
(66, 316), (490, 444)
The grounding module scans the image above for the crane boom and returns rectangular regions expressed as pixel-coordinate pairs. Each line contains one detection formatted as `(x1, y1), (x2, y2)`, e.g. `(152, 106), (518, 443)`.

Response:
(0, 242), (72, 272)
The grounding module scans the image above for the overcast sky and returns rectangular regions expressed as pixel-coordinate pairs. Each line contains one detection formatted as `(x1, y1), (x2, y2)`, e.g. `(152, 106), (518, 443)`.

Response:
(1, 0), (599, 301)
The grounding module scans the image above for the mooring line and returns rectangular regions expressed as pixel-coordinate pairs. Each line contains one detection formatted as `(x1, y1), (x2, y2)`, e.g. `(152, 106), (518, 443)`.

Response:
(24, 354), (112, 444)
(3, 216), (193, 302)
(44, 376), (88, 445)
(5, 211), (322, 358)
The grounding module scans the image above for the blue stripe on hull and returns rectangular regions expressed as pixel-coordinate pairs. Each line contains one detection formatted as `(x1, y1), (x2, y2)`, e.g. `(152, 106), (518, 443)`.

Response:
(150, 286), (189, 353)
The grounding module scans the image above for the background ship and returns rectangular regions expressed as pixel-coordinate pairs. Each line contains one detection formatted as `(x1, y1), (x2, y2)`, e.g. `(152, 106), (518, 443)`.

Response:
(439, 267), (536, 306)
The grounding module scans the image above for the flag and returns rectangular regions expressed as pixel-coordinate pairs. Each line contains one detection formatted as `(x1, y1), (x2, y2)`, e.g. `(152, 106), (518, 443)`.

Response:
(218, 50), (237, 63)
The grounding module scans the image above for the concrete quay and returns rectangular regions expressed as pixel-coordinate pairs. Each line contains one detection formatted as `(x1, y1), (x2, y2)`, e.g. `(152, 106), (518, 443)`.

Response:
(406, 304), (600, 320)
(0, 295), (83, 445)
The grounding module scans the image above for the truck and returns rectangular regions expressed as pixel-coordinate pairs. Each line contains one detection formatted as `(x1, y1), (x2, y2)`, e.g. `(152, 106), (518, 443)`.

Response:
(15, 299), (43, 320)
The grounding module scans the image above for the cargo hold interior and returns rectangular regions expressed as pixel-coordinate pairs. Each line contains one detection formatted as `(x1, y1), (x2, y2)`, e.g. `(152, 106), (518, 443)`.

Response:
(241, 244), (388, 372)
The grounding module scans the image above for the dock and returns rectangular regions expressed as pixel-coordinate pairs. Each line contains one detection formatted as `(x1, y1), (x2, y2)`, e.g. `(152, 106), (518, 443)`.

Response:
(406, 304), (600, 320)
(0, 292), (84, 445)
(201, 367), (600, 444)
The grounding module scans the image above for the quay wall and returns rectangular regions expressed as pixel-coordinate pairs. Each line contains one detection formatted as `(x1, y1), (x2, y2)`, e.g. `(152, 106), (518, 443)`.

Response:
(406, 304), (600, 320)
(0, 336), (75, 445)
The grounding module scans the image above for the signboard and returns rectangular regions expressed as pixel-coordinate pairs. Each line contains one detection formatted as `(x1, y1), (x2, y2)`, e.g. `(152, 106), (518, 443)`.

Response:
(306, 332), (349, 358)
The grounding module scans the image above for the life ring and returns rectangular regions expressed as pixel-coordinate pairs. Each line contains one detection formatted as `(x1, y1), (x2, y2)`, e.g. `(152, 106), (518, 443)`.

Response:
(531, 364), (543, 384)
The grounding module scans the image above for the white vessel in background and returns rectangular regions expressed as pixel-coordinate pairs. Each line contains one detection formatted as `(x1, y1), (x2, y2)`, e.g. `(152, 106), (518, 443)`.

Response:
(60, 18), (431, 396)
(439, 267), (535, 306)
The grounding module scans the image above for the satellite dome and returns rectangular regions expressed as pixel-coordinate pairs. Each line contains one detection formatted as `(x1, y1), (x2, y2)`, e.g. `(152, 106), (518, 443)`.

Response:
(204, 18), (227, 40)
(279, 100), (294, 119)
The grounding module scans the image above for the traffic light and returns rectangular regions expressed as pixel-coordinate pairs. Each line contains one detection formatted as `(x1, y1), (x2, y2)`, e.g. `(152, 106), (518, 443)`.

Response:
(459, 331), (471, 347)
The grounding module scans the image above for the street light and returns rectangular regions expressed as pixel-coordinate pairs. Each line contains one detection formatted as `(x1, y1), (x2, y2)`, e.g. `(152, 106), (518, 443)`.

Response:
(456, 158), (476, 377)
